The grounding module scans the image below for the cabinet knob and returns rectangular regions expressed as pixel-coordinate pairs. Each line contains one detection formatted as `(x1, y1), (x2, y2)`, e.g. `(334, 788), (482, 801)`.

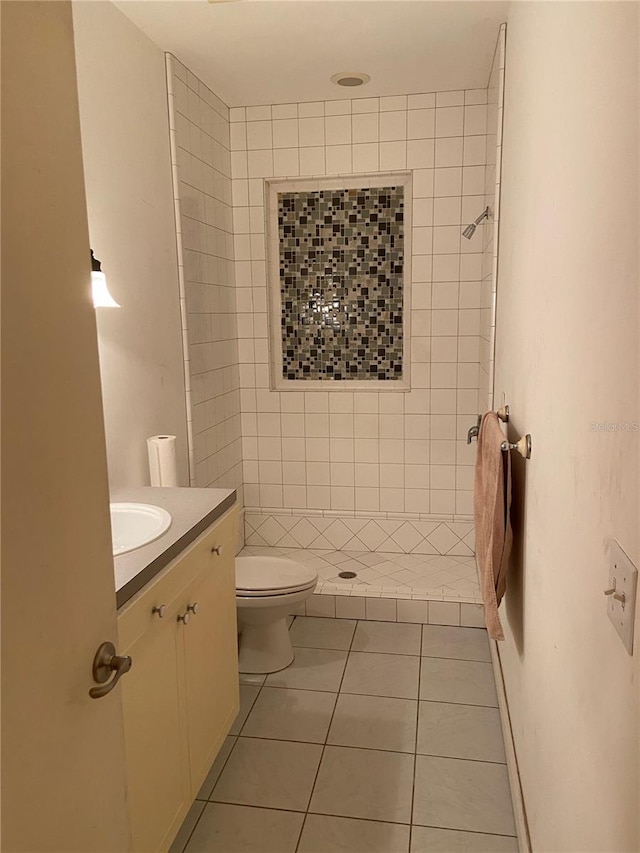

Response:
(152, 604), (167, 619)
(187, 602), (199, 615)
(211, 545), (223, 556)
(177, 612), (190, 625)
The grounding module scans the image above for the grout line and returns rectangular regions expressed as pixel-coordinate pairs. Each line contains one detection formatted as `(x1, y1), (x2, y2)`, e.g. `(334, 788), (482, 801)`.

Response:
(290, 641), (491, 666)
(199, 737), (238, 802)
(258, 678), (498, 709)
(408, 622), (423, 849)
(194, 799), (518, 839)
(175, 802), (205, 853)
(294, 616), (356, 853)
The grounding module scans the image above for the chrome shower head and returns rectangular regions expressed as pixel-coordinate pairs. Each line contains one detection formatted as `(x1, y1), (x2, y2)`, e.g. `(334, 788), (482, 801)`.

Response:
(462, 206), (490, 239)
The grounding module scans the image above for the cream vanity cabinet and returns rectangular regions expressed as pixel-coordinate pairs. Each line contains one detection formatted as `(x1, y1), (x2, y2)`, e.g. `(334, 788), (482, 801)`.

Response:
(117, 505), (240, 853)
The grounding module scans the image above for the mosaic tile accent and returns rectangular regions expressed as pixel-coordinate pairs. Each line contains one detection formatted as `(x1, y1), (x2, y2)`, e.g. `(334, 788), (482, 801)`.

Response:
(244, 512), (475, 557)
(278, 186), (404, 381)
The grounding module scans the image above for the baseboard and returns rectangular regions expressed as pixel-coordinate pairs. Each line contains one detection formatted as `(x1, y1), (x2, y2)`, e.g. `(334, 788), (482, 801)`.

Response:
(489, 639), (532, 853)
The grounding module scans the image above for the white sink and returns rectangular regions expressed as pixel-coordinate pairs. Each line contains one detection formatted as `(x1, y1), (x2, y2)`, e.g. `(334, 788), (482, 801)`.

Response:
(110, 502), (172, 556)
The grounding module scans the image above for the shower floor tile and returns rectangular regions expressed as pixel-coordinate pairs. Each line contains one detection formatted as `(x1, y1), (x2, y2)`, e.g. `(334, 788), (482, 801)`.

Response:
(174, 619), (517, 853)
(239, 545), (481, 603)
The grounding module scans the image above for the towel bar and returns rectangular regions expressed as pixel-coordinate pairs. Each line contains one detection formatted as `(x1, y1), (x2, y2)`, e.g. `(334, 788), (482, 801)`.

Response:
(467, 407), (507, 443)
(467, 415), (482, 444)
(468, 408), (532, 459)
(501, 434), (532, 459)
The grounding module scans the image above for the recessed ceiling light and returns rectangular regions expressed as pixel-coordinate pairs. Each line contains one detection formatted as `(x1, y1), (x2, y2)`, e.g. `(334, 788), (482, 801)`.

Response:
(330, 72), (371, 88)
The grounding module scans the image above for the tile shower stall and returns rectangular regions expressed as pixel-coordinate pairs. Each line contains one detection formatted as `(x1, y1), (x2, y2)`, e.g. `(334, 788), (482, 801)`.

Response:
(166, 26), (505, 610)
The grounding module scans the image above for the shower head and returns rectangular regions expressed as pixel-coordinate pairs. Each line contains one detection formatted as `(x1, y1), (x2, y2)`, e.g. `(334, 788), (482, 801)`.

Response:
(462, 206), (490, 239)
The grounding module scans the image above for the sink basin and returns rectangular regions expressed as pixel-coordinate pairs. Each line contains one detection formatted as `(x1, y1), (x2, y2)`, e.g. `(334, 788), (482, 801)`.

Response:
(110, 502), (172, 556)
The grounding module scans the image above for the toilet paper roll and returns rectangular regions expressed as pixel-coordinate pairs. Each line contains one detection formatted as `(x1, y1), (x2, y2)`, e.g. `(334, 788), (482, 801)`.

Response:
(147, 435), (178, 487)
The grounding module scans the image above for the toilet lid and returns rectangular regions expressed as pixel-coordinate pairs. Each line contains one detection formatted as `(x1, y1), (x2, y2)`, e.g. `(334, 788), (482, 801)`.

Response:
(235, 556), (318, 595)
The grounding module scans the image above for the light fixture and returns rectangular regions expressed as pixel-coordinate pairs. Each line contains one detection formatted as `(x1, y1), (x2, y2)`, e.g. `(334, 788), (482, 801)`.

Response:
(330, 72), (371, 88)
(91, 250), (120, 308)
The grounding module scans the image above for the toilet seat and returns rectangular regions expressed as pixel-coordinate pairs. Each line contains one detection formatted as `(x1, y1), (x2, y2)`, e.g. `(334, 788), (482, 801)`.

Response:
(235, 556), (318, 597)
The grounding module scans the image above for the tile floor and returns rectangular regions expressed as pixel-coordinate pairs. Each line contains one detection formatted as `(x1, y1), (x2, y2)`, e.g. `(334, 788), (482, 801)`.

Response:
(171, 618), (518, 853)
(240, 546), (481, 603)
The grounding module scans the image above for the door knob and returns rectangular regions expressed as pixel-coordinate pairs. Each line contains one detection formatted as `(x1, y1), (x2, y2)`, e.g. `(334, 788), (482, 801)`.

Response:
(152, 604), (166, 618)
(177, 611), (190, 625)
(89, 642), (132, 699)
(187, 602), (199, 615)
(211, 545), (223, 556)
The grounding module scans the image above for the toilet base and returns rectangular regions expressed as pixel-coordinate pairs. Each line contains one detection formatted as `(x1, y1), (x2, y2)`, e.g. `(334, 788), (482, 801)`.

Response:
(236, 582), (316, 674)
(238, 616), (294, 674)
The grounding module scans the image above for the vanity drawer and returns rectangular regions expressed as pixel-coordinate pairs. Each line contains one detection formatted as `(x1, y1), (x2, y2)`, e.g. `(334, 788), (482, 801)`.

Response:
(118, 505), (238, 651)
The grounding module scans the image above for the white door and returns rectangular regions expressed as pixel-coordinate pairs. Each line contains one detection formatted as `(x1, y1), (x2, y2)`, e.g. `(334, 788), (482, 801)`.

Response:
(2, 2), (130, 850)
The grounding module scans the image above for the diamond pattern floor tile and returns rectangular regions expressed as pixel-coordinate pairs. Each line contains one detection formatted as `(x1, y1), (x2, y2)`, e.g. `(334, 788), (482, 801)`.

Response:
(239, 546), (480, 602)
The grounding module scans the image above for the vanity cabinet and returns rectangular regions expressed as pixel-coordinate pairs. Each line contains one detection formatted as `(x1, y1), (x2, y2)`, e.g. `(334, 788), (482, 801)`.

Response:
(117, 505), (239, 853)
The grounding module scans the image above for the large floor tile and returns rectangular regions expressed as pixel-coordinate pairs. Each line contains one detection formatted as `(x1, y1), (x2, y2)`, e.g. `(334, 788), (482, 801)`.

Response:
(413, 755), (516, 836)
(410, 825), (518, 853)
(420, 658), (498, 707)
(417, 702), (506, 763)
(328, 693), (417, 753)
(352, 620), (422, 655)
(298, 814), (410, 853)
(342, 651), (419, 699)
(211, 737), (322, 812)
(309, 745), (414, 824)
(265, 647), (348, 692)
(241, 687), (336, 743)
(185, 803), (304, 853)
(422, 625), (491, 662)
(229, 685), (260, 735)
(290, 616), (357, 650)
(196, 737), (237, 800)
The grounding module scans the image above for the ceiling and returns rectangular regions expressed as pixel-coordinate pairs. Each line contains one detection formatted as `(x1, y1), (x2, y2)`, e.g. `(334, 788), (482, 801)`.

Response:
(116, 0), (508, 107)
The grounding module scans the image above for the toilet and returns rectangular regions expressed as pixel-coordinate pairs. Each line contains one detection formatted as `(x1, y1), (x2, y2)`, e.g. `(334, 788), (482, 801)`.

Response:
(235, 556), (318, 674)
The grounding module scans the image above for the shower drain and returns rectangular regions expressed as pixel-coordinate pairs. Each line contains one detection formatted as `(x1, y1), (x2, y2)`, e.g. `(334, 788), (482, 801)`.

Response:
(338, 571), (357, 579)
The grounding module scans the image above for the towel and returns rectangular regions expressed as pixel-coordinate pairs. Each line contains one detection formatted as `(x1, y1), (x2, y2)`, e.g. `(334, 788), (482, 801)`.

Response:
(474, 412), (513, 640)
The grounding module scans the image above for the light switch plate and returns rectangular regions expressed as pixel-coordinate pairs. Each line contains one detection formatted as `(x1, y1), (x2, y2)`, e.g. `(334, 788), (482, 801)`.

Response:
(607, 539), (638, 655)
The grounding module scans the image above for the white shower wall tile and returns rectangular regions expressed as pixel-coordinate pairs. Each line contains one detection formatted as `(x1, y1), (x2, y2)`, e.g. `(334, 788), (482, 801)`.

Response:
(478, 25), (505, 415)
(231, 88), (487, 520)
(167, 54), (243, 501)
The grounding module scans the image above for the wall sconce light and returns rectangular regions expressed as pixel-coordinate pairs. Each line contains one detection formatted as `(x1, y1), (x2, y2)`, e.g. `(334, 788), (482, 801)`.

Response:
(91, 250), (120, 308)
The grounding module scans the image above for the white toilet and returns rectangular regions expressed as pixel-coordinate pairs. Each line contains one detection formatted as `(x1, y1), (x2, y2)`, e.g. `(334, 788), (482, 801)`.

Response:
(235, 556), (318, 674)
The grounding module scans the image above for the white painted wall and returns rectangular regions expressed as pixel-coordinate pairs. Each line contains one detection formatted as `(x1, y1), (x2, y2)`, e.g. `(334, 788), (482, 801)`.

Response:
(496, 4), (639, 850)
(73, 1), (188, 489)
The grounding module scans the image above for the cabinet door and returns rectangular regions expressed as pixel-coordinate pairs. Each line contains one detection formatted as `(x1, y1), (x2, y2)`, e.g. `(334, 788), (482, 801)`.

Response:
(120, 606), (190, 853)
(180, 535), (239, 794)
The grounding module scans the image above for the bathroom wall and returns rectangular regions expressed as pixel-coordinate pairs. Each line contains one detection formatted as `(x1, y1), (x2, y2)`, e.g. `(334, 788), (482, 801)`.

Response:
(231, 91), (490, 551)
(166, 57), (243, 501)
(73, 1), (189, 490)
(495, 3), (639, 850)
(478, 25), (505, 414)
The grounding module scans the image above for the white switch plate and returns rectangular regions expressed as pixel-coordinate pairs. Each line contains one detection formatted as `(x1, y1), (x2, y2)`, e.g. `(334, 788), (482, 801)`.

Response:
(607, 539), (638, 655)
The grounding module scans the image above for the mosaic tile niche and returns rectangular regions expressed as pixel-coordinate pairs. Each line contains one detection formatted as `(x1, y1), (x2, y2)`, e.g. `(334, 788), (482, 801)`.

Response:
(268, 175), (411, 390)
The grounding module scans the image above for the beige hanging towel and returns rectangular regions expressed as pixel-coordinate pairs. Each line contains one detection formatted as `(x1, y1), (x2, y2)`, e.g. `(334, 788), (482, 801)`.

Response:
(474, 412), (513, 640)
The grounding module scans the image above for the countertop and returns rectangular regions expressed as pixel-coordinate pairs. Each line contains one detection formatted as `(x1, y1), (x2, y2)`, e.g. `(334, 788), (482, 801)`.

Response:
(112, 486), (236, 609)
